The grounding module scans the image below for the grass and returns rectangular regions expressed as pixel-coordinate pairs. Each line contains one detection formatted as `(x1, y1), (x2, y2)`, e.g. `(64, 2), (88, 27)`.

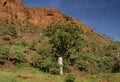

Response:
(0, 64), (65, 82)
(0, 64), (120, 82)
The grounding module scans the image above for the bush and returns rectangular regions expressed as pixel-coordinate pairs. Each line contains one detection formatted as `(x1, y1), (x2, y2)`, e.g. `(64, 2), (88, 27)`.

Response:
(30, 53), (42, 67)
(40, 58), (52, 73)
(9, 45), (27, 63)
(8, 26), (18, 37)
(0, 46), (9, 60)
(65, 74), (75, 82)
(49, 62), (59, 74)
(78, 54), (113, 73)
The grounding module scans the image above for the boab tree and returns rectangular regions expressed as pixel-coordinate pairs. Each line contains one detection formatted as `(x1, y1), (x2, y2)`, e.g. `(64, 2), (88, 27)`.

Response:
(44, 22), (83, 75)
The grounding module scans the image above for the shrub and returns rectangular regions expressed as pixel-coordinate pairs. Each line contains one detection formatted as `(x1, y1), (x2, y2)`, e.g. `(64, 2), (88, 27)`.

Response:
(30, 53), (42, 67)
(9, 45), (27, 63)
(65, 74), (76, 82)
(0, 46), (10, 60)
(40, 58), (52, 73)
(78, 54), (113, 73)
(8, 26), (18, 37)
(49, 62), (59, 74)
(17, 41), (29, 47)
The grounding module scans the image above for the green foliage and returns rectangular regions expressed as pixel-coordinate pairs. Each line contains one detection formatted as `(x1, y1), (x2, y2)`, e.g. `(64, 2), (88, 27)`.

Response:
(30, 52), (42, 67)
(0, 45), (27, 62)
(36, 41), (52, 59)
(40, 57), (52, 72)
(43, 22), (84, 74)
(8, 26), (18, 37)
(0, 46), (10, 60)
(0, 25), (18, 38)
(2, 35), (11, 41)
(50, 62), (59, 74)
(78, 54), (113, 73)
(40, 57), (59, 74)
(0, 20), (120, 75)
(17, 41), (29, 47)
(44, 22), (83, 61)
(0, 47), (9, 54)
(0, 55), (3, 60)
(9, 45), (27, 58)
(65, 74), (76, 82)
(28, 24), (39, 33)
(35, 39), (53, 72)
(102, 41), (120, 72)
(29, 41), (37, 50)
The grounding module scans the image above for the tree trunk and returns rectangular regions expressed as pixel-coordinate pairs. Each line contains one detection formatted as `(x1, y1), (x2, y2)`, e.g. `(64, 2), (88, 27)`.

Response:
(58, 56), (63, 75)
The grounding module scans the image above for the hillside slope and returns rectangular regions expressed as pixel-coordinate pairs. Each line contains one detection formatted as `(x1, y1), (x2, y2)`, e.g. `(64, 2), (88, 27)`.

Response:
(0, 0), (109, 45)
(1, 0), (120, 75)
(0, 0), (112, 48)
(0, 0), (91, 31)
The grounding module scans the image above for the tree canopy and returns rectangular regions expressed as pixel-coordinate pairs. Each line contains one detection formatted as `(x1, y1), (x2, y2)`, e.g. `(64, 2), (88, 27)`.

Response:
(44, 22), (84, 59)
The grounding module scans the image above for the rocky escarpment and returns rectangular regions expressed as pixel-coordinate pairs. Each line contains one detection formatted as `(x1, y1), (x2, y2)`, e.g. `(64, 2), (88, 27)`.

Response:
(0, 0), (93, 32)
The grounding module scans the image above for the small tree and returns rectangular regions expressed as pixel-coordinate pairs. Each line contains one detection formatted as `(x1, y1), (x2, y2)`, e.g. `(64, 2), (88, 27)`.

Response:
(30, 52), (42, 67)
(9, 45), (27, 63)
(0, 46), (10, 60)
(44, 22), (83, 75)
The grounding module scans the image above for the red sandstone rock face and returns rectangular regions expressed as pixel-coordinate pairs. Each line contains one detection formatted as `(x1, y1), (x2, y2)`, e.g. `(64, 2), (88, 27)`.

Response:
(0, 0), (27, 24)
(29, 8), (66, 26)
(0, 0), (93, 32)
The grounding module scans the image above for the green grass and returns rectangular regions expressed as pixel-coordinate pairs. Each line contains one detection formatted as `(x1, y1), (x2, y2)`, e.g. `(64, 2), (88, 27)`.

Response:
(0, 64), (65, 82)
(0, 64), (120, 82)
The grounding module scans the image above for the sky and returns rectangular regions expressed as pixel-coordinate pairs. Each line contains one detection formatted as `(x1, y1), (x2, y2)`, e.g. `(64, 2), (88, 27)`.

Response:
(22, 0), (120, 41)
